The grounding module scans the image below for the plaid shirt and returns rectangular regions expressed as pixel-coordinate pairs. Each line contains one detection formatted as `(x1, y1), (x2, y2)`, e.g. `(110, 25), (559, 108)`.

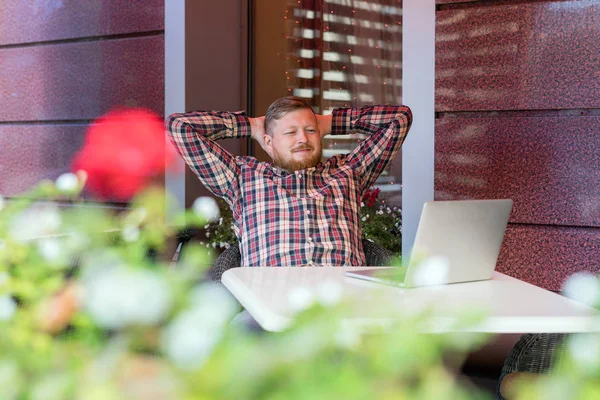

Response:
(167, 105), (412, 267)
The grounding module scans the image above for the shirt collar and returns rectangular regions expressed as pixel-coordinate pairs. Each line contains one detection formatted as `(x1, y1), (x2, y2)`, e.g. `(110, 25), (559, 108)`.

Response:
(271, 165), (291, 177)
(270, 162), (323, 177)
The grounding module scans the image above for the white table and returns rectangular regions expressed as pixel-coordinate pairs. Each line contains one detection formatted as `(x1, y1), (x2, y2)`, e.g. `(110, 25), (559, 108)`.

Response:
(222, 267), (599, 333)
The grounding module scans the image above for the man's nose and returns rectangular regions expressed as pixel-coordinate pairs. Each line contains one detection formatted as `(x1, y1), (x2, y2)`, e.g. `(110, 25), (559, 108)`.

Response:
(296, 129), (308, 143)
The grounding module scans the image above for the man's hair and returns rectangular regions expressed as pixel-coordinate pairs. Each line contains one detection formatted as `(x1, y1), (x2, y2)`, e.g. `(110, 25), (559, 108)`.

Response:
(264, 96), (315, 136)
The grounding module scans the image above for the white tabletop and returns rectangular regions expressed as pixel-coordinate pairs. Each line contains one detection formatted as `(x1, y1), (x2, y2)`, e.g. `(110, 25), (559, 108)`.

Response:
(222, 267), (600, 333)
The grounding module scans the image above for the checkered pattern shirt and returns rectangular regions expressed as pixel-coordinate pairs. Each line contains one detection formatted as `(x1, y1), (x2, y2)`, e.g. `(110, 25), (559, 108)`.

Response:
(167, 105), (412, 267)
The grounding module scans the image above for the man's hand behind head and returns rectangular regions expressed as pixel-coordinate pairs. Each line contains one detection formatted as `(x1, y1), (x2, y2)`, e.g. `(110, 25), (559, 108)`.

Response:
(249, 116), (272, 157)
(316, 114), (332, 139)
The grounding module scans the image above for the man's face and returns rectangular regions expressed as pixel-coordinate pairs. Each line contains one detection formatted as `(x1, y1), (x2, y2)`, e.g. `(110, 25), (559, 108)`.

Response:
(264, 108), (323, 172)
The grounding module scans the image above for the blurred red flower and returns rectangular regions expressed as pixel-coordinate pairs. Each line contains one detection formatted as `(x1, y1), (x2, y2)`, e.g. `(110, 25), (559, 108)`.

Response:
(72, 108), (176, 201)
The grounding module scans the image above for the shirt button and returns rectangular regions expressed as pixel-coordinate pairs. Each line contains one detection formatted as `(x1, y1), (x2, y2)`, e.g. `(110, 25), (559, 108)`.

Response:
(307, 236), (312, 242)
(298, 174), (303, 179)
(306, 210), (311, 215)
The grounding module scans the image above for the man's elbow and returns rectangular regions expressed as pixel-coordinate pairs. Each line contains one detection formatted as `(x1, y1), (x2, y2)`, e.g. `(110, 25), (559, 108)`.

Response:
(398, 106), (413, 129)
(165, 113), (187, 136)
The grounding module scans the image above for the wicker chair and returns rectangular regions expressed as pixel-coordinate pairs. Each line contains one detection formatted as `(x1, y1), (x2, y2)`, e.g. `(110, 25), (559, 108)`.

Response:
(497, 333), (568, 399)
(211, 239), (395, 283)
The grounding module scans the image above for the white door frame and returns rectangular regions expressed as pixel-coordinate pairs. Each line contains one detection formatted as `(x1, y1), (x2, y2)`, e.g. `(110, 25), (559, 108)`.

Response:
(401, 0), (436, 262)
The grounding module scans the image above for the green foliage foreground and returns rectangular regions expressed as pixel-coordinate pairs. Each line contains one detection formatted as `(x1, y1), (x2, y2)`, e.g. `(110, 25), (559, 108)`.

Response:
(0, 178), (598, 399)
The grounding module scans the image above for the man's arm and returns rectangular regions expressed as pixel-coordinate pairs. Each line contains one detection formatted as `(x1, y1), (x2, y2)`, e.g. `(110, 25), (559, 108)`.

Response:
(330, 105), (412, 190)
(248, 116), (270, 155)
(317, 114), (332, 139)
(166, 110), (252, 203)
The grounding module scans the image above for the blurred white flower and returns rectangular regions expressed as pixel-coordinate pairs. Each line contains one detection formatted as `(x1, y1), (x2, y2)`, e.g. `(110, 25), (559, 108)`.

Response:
(79, 250), (125, 282)
(335, 325), (361, 349)
(55, 173), (79, 193)
(85, 268), (172, 329)
(192, 197), (220, 222)
(562, 272), (600, 307)
(539, 377), (573, 400)
(288, 286), (315, 312)
(0, 295), (16, 321)
(30, 373), (71, 400)
(9, 204), (61, 241)
(63, 230), (90, 253)
(188, 283), (240, 326)
(162, 283), (238, 369)
(121, 225), (140, 242)
(126, 207), (147, 226)
(161, 309), (222, 370)
(316, 280), (344, 307)
(0, 275), (15, 322)
(413, 256), (450, 287)
(0, 272), (8, 287)
(0, 360), (21, 399)
(37, 238), (68, 265)
(567, 333), (600, 371)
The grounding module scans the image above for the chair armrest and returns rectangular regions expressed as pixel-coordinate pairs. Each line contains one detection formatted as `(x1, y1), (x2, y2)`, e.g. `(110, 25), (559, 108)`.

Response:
(211, 243), (241, 283)
(362, 239), (394, 266)
(497, 333), (567, 399)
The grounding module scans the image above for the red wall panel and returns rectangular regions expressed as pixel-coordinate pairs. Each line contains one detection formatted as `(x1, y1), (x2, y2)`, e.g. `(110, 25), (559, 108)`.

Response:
(435, 1), (600, 288)
(0, 36), (164, 121)
(497, 224), (600, 291)
(436, 1), (600, 111)
(436, 1), (480, 4)
(0, 0), (163, 46)
(0, 125), (86, 196)
(435, 115), (600, 227)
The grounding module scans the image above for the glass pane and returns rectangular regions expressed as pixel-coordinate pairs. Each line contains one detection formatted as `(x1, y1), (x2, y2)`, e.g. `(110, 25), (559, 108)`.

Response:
(252, 0), (403, 206)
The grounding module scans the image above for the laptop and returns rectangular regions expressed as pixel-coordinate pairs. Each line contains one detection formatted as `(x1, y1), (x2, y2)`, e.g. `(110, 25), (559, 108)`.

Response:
(345, 199), (513, 288)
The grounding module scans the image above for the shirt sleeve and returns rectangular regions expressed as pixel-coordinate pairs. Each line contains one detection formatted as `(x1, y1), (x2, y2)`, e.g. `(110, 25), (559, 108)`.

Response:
(165, 110), (251, 204)
(330, 105), (412, 191)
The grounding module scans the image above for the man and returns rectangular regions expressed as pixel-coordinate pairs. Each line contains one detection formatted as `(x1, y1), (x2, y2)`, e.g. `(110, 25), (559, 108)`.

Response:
(167, 96), (412, 267)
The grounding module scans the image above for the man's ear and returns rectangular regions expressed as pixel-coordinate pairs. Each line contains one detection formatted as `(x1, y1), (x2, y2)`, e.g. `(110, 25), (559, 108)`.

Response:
(263, 134), (274, 158)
